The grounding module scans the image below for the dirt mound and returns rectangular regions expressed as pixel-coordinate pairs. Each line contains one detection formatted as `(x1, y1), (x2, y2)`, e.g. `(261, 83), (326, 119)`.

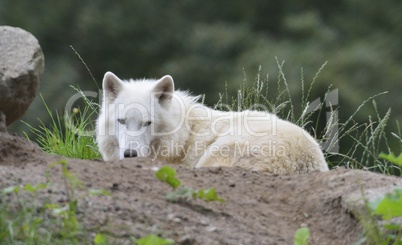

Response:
(1, 132), (401, 244)
(0, 131), (48, 165)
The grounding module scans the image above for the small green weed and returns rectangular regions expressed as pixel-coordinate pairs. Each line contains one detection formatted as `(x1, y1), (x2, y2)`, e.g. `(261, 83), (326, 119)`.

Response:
(93, 233), (108, 245)
(294, 227), (310, 245)
(379, 152), (402, 167)
(370, 189), (402, 220)
(0, 159), (110, 244)
(155, 166), (224, 203)
(155, 166), (181, 189)
(135, 234), (174, 245)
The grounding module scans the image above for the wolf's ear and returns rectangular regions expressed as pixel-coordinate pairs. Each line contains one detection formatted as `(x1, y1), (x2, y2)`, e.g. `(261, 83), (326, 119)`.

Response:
(103, 72), (123, 101)
(153, 75), (174, 107)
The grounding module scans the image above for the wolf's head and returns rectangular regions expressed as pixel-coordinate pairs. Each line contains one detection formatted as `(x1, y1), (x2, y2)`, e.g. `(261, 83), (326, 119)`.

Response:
(101, 72), (175, 159)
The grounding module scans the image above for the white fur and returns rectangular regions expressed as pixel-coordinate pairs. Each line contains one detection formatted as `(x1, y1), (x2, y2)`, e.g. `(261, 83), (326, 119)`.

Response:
(96, 72), (329, 174)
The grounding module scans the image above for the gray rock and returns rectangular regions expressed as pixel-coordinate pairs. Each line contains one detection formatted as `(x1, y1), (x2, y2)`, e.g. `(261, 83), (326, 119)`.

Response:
(0, 26), (45, 126)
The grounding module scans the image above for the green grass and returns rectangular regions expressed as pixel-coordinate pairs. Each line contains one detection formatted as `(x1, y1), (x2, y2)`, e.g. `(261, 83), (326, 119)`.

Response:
(23, 91), (101, 160)
(216, 60), (401, 175)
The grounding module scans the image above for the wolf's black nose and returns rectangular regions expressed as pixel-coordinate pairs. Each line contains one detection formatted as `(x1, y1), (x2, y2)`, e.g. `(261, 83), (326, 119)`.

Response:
(124, 149), (138, 158)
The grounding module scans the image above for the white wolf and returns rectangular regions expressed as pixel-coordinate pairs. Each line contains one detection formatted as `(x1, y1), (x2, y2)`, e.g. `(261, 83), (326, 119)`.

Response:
(96, 72), (329, 174)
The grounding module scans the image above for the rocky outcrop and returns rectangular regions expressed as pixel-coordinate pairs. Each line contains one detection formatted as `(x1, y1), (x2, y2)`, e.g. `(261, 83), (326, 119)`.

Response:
(0, 26), (45, 126)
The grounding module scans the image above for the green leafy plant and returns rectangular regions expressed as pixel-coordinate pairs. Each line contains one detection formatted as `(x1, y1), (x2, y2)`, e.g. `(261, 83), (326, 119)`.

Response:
(155, 166), (181, 189)
(135, 234), (174, 245)
(370, 189), (402, 220)
(361, 188), (402, 245)
(294, 227), (310, 245)
(155, 166), (224, 203)
(379, 152), (402, 167)
(93, 233), (108, 245)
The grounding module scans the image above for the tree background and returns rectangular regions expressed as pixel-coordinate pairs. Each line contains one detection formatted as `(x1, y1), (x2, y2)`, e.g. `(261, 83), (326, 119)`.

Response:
(1, 1), (401, 152)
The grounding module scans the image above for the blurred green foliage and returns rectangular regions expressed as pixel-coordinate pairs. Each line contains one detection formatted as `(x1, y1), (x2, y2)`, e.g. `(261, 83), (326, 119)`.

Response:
(1, 0), (401, 152)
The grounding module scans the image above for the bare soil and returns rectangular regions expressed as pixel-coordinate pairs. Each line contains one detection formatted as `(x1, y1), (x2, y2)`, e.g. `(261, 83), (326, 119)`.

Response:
(1, 131), (402, 245)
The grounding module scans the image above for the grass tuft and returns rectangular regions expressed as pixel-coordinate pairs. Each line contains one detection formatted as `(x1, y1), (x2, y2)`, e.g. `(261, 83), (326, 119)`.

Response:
(23, 92), (101, 160)
(215, 62), (401, 175)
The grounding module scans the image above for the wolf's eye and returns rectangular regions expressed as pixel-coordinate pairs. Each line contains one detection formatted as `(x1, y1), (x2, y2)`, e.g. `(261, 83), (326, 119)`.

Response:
(143, 121), (152, 127)
(117, 118), (126, 125)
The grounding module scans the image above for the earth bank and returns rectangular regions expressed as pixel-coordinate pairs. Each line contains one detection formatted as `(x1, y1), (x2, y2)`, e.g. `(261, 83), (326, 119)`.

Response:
(1, 131), (402, 244)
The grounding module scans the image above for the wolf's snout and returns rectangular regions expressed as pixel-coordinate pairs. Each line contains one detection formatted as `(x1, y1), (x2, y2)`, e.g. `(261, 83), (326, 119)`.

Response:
(124, 149), (138, 158)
